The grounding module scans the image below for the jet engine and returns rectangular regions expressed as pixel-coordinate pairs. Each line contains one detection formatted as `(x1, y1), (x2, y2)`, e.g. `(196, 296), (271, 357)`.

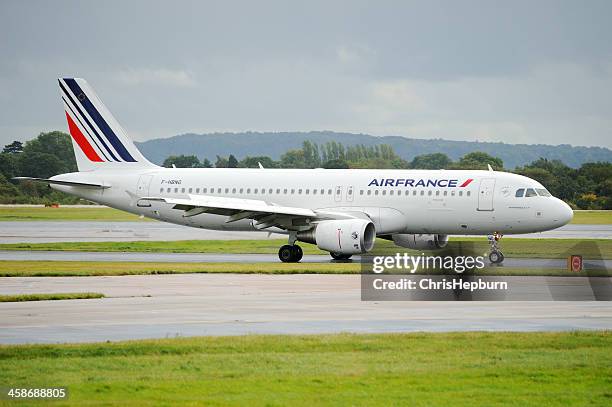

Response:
(297, 219), (376, 255)
(391, 234), (449, 250)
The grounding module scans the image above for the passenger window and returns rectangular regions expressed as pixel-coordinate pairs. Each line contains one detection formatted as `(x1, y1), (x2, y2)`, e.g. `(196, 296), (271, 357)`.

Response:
(444, 191), (448, 196)
(283, 188), (288, 194)
(217, 188), (221, 193)
(389, 190), (394, 196)
(189, 188), (193, 193)
(320, 189), (324, 195)
(413, 190), (417, 196)
(196, 188), (200, 193)
(160, 188), (164, 193)
(328, 189), (332, 195)
(525, 188), (537, 197)
(458, 191), (462, 196)
(232, 188), (236, 193)
(247, 188), (251, 193)
(405, 190), (409, 196)
(451, 191), (455, 196)
(240, 188), (244, 193)
(467, 191), (471, 196)
(181, 188), (185, 193)
(382, 190), (386, 196)
(427, 190), (432, 196)
(203, 188), (207, 193)
(367, 190), (372, 195)
(420, 190), (424, 196)
(515, 188), (525, 197)
(435, 190), (440, 196)
(306, 189), (310, 195)
(269, 188), (273, 194)
(276, 189), (280, 194)
(375, 190), (379, 195)
(254, 188), (258, 194)
(167, 188), (171, 193)
(174, 188), (178, 193)
(298, 189), (302, 194)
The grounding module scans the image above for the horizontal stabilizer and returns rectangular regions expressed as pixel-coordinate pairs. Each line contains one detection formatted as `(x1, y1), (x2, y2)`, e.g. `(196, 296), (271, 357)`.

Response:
(12, 177), (110, 189)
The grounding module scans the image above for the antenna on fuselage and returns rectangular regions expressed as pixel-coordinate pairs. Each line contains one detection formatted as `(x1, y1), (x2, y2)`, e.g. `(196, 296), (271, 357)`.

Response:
(258, 162), (264, 169)
(487, 164), (494, 172)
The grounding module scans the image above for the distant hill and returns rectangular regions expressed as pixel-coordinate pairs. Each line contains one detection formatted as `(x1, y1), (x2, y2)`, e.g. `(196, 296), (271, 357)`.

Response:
(135, 131), (612, 169)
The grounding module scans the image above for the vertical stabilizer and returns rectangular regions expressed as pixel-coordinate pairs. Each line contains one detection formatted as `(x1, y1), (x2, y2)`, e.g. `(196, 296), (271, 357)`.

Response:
(58, 78), (157, 171)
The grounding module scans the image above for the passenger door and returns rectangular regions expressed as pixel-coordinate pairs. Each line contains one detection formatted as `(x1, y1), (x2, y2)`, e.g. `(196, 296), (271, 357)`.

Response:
(477, 178), (495, 211)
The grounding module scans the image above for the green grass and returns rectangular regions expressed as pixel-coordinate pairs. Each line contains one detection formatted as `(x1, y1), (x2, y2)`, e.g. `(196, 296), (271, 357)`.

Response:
(0, 260), (608, 277)
(0, 331), (610, 406)
(2, 238), (610, 259)
(0, 206), (149, 221)
(0, 292), (104, 302)
(0, 206), (610, 223)
(572, 210), (612, 224)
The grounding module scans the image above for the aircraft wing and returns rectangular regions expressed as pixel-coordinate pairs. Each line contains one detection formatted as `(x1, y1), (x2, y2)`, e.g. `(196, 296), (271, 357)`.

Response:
(140, 195), (364, 230)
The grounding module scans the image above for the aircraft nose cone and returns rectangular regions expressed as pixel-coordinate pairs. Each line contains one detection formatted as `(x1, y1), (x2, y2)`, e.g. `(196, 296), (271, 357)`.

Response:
(556, 199), (573, 226)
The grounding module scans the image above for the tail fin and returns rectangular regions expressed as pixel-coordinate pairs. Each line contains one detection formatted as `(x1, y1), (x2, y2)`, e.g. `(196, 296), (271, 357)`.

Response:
(58, 78), (157, 171)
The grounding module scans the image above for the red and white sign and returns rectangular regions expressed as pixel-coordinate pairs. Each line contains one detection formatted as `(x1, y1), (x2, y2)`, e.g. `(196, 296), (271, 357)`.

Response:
(568, 255), (583, 272)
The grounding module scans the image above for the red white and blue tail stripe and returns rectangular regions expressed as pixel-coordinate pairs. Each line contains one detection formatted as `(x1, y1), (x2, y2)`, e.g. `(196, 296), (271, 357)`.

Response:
(59, 78), (156, 171)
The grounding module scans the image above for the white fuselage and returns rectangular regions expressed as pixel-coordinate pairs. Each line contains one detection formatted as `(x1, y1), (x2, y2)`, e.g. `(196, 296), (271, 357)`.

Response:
(51, 168), (573, 236)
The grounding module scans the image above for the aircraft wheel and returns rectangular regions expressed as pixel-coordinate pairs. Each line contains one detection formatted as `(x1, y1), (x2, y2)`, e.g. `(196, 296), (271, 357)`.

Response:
(330, 252), (352, 261)
(279, 245), (296, 262)
(292, 245), (303, 262)
(489, 250), (504, 264)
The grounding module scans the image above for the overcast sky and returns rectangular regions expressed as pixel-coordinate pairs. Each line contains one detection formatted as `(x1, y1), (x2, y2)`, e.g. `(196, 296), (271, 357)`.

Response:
(1, 0), (611, 148)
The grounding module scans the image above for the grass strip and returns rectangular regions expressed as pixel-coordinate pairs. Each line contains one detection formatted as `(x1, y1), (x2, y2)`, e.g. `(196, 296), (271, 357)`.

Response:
(0, 261), (608, 277)
(1, 238), (610, 259)
(0, 331), (610, 406)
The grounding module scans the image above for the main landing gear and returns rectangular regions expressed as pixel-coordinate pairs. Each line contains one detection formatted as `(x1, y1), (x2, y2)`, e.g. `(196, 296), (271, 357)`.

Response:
(487, 232), (504, 264)
(278, 244), (303, 263)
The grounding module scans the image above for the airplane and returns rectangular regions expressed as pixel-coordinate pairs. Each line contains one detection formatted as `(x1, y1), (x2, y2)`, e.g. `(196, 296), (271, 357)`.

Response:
(15, 78), (574, 263)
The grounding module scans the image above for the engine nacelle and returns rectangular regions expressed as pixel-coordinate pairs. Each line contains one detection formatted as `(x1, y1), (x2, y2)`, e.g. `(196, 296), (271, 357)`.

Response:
(391, 234), (449, 250)
(297, 219), (376, 255)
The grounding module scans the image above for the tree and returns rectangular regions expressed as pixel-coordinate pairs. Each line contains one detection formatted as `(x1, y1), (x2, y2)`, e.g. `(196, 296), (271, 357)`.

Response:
(2, 141), (23, 154)
(22, 132), (76, 173)
(240, 156), (278, 168)
(215, 155), (229, 168)
(410, 153), (452, 169)
(280, 149), (305, 168)
(228, 154), (238, 168)
(163, 155), (201, 168)
(0, 153), (18, 179)
(201, 158), (213, 168)
(17, 151), (64, 179)
(453, 152), (504, 170)
(323, 158), (349, 169)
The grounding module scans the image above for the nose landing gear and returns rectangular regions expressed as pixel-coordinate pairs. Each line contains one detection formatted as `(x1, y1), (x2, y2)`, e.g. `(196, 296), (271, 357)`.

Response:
(487, 232), (504, 264)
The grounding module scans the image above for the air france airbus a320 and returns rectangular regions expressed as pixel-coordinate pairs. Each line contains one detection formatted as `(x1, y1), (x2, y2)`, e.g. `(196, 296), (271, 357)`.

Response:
(15, 78), (573, 263)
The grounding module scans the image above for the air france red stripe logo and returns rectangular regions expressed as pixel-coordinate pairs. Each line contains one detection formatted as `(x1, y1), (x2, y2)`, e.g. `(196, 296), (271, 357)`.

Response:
(65, 112), (103, 162)
(459, 178), (474, 187)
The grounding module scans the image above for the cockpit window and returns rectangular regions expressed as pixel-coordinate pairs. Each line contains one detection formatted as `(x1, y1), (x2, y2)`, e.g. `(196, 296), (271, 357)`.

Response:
(536, 188), (551, 197)
(525, 188), (537, 197)
(515, 188), (525, 197)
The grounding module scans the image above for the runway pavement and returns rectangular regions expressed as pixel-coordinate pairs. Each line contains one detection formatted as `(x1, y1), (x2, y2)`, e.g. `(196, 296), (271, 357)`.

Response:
(0, 221), (609, 243)
(0, 250), (610, 269)
(1, 274), (611, 344)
